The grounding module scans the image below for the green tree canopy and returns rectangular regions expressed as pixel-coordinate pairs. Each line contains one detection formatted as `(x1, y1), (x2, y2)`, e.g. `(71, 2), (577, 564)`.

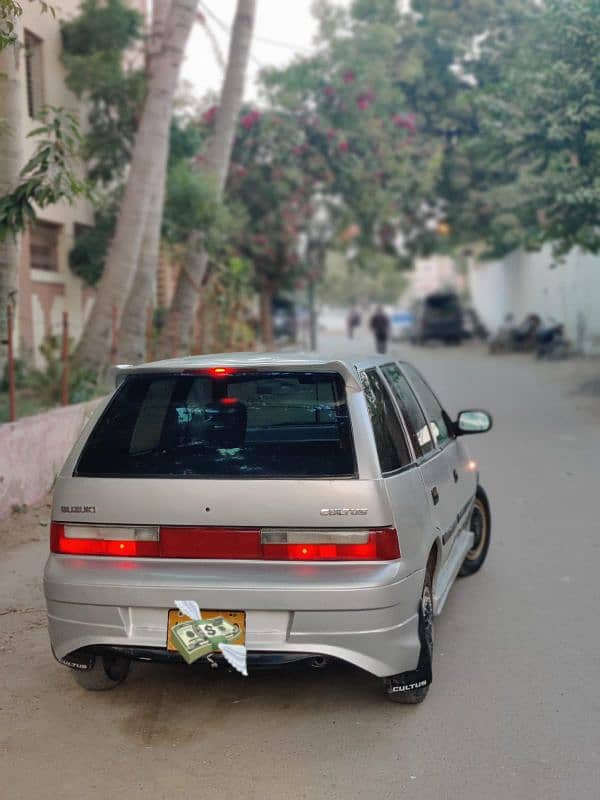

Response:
(448, 0), (600, 257)
(61, 0), (145, 185)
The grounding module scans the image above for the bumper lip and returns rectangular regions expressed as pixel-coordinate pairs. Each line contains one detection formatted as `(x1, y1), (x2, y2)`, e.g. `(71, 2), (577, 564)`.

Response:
(57, 645), (321, 668)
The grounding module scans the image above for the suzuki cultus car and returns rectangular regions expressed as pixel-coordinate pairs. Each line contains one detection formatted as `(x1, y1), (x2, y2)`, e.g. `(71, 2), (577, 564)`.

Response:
(44, 353), (492, 703)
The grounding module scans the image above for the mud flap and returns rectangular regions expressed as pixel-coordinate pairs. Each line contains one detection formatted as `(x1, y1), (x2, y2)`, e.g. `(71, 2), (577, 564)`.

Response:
(384, 604), (433, 696)
(57, 648), (95, 671)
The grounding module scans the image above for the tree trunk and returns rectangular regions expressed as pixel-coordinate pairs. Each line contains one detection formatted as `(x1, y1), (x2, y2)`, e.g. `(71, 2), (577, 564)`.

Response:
(260, 283), (274, 349)
(165, 0), (257, 353)
(116, 1), (173, 365)
(0, 25), (22, 368)
(164, 237), (208, 352)
(75, 0), (198, 375)
(116, 169), (167, 363)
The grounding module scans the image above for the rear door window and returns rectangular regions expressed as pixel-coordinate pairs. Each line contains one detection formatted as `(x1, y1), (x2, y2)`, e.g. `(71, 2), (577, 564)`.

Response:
(400, 363), (452, 449)
(361, 369), (411, 473)
(75, 371), (356, 478)
(380, 362), (434, 457)
(425, 294), (460, 319)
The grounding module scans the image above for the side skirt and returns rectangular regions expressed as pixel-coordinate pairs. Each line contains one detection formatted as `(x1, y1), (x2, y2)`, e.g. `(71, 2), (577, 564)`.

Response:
(433, 527), (474, 616)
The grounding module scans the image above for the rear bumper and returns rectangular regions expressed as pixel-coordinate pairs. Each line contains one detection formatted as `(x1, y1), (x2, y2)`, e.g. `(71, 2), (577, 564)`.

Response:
(422, 322), (462, 339)
(44, 556), (424, 678)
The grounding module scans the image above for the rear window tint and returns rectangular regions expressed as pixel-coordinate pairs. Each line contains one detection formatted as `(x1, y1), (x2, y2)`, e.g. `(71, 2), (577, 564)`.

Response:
(361, 369), (411, 473)
(75, 371), (356, 479)
(380, 362), (434, 457)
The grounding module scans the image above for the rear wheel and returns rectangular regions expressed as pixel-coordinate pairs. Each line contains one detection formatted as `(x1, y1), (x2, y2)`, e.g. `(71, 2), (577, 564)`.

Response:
(459, 486), (491, 577)
(384, 570), (433, 704)
(71, 654), (130, 691)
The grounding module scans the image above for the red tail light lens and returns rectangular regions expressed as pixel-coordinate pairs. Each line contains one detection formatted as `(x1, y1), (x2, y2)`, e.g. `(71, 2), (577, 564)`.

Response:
(261, 529), (400, 561)
(51, 524), (400, 561)
(159, 527), (262, 559)
(50, 523), (160, 557)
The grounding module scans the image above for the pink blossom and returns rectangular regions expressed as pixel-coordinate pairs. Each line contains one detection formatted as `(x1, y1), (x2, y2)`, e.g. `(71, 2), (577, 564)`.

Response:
(392, 113), (417, 134)
(342, 70), (355, 85)
(339, 140), (350, 152)
(202, 105), (218, 125)
(241, 110), (261, 130)
(323, 86), (336, 98)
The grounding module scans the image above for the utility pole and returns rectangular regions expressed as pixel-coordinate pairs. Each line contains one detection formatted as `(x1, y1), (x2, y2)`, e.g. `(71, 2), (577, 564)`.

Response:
(307, 278), (317, 351)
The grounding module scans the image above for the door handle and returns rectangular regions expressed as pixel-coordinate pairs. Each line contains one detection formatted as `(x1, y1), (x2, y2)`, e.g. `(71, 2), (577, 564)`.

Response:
(431, 486), (440, 505)
(453, 468), (459, 483)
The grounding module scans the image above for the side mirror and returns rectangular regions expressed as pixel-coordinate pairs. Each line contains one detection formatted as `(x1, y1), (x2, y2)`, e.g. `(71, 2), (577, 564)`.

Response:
(456, 409), (492, 435)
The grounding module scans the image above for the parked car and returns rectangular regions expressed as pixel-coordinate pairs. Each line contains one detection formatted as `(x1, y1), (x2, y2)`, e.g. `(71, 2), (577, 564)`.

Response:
(44, 353), (492, 704)
(272, 297), (296, 341)
(410, 291), (464, 345)
(390, 310), (414, 341)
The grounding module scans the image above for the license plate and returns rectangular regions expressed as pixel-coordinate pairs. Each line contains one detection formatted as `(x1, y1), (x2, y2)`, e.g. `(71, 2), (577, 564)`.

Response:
(167, 609), (246, 651)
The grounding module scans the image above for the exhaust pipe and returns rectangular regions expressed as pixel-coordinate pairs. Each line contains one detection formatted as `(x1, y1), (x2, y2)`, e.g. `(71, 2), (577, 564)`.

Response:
(310, 655), (328, 670)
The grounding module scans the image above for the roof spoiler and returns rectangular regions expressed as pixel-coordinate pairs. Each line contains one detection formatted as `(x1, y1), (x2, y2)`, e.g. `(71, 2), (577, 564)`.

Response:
(111, 359), (362, 391)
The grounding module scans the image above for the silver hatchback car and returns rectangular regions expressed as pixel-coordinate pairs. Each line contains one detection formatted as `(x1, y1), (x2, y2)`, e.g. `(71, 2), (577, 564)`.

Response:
(44, 353), (492, 703)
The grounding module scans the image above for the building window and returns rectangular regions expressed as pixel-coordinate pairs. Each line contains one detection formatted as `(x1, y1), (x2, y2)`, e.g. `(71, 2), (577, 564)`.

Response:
(30, 221), (60, 272)
(24, 30), (44, 118)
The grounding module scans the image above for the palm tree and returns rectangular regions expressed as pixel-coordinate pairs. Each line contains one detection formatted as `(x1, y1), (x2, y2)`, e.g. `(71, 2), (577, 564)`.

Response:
(0, 15), (23, 366)
(75, 0), (199, 374)
(116, 0), (173, 364)
(165, 0), (257, 354)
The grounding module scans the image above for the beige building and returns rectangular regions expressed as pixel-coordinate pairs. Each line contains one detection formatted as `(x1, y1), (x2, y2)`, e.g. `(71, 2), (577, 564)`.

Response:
(13, 1), (146, 365)
(405, 255), (465, 303)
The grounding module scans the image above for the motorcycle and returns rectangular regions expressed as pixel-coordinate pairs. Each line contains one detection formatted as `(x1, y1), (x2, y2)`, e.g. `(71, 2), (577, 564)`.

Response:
(489, 313), (541, 354)
(536, 322), (571, 360)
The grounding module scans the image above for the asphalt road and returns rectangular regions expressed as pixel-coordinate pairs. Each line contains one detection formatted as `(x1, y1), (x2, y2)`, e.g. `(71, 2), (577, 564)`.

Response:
(1, 335), (599, 799)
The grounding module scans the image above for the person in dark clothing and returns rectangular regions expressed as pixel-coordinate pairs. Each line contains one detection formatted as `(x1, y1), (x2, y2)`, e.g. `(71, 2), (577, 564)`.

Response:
(369, 306), (390, 354)
(347, 308), (362, 339)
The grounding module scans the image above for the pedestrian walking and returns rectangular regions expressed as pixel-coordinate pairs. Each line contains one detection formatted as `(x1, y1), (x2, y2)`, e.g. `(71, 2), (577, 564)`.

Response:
(347, 308), (361, 339)
(369, 306), (390, 354)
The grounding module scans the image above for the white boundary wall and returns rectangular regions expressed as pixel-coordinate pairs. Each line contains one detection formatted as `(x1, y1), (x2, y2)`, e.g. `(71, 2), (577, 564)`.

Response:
(0, 399), (102, 519)
(468, 246), (600, 354)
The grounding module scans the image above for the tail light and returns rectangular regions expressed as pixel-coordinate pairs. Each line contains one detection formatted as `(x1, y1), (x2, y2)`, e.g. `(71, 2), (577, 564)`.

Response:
(51, 524), (400, 561)
(50, 523), (160, 557)
(260, 528), (400, 560)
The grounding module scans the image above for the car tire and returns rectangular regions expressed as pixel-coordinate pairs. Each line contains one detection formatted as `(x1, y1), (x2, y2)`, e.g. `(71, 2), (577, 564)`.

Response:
(459, 486), (491, 577)
(71, 654), (130, 691)
(384, 570), (433, 705)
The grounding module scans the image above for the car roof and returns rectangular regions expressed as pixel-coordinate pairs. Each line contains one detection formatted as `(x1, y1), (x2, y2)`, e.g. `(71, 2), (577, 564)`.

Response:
(114, 351), (406, 391)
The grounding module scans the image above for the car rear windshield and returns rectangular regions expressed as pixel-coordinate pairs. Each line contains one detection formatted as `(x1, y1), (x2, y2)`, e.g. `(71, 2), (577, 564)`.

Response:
(75, 371), (356, 479)
(425, 294), (460, 314)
